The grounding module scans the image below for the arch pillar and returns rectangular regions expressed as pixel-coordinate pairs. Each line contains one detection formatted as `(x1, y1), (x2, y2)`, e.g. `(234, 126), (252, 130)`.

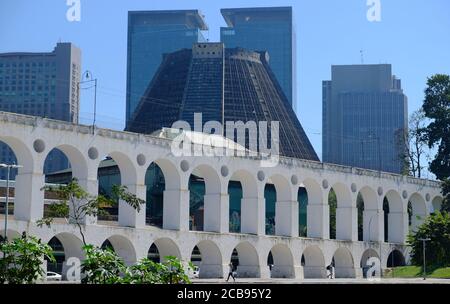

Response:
(336, 202), (358, 241)
(204, 192), (229, 233)
(275, 200), (298, 237)
(241, 186), (265, 235)
(163, 188), (190, 231)
(118, 183), (146, 228)
(388, 200), (408, 243)
(307, 192), (329, 239)
(76, 177), (98, 225)
(14, 171), (44, 222)
(363, 207), (384, 242)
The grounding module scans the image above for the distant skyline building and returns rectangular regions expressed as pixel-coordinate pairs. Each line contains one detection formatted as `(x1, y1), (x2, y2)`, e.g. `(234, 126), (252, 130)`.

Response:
(125, 10), (208, 125)
(220, 7), (296, 111)
(0, 42), (81, 177)
(127, 43), (318, 161)
(322, 64), (408, 174)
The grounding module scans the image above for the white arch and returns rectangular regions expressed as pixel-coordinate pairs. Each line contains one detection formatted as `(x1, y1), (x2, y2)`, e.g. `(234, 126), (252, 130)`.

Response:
(358, 186), (378, 210)
(150, 159), (181, 190)
(302, 245), (326, 278)
(0, 137), (34, 173)
(268, 174), (294, 202)
(333, 247), (356, 278)
(331, 183), (353, 208)
(50, 232), (85, 260)
(409, 192), (428, 232)
(268, 244), (295, 278)
(102, 234), (137, 265)
(43, 144), (88, 180)
(150, 238), (182, 262)
(107, 151), (137, 185)
(431, 196), (443, 213)
(189, 164), (222, 194)
(231, 241), (260, 278)
(229, 169), (258, 198)
(302, 178), (322, 205)
(193, 240), (224, 278)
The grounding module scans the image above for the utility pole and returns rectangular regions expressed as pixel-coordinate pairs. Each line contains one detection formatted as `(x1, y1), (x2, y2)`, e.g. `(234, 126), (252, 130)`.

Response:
(78, 70), (98, 134)
(418, 238), (431, 280)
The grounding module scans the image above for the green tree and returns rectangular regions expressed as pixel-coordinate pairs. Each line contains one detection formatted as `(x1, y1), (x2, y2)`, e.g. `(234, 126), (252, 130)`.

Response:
(81, 244), (126, 284)
(0, 234), (55, 284)
(422, 74), (450, 180)
(38, 178), (145, 245)
(81, 245), (193, 284)
(407, 211), (450, 267)
(422, 74), (450, 212)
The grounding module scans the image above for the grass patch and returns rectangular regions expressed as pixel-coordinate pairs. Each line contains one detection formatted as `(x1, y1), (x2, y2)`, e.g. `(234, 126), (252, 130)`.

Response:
(384, 266), (450, 279)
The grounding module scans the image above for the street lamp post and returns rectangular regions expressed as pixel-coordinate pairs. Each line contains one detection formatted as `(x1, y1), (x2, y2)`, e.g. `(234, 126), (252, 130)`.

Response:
(418, 238), (431, 280)
(78, 70), (98, 134)
(0, 163), (23, 241)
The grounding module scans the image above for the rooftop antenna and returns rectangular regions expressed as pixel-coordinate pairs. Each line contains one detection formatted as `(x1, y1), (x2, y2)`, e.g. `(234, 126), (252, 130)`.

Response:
(360, 50), (364, 64)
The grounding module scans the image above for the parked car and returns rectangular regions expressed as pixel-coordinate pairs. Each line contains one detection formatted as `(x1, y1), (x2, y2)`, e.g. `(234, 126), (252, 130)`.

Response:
(46, 271), (62, 281)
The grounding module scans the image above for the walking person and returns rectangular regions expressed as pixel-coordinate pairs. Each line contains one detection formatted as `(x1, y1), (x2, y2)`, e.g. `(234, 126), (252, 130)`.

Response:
(326, 262), (335, 279)
(226, 263), (236, 282)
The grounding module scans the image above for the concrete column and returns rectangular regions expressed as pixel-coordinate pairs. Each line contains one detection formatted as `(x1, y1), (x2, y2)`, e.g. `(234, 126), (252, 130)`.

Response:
(204, 193), (229, 233)
(14, 172), (44, 222)
(307, 203), (329, 239)
(77, 178), (98, 225)
(118, 183), (146, 228)
(260, 265), (271, 279)
(163, 189), (189, 231)
(270, 265), (301, 279)
(336, 206), (358, 241)
(363, 209), (384, 242)
(199, 263), (227, 278)
(388, 211), (408, 243)
(241, 196), (265, 235)
(303, 265), (326, 279)
(275, 200), (298, 237)
(237, 265), (263, 278)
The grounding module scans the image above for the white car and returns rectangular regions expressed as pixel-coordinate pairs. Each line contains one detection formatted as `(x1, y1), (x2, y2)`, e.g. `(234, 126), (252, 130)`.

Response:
(46, 271), (62, 281)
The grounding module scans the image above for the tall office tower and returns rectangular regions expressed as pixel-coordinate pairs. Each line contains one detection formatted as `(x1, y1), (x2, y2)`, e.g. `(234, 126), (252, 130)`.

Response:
(322, 64), (408, 174)
(126, 10), (208, 125)
(0, 42), (81, 178)
(127, 43), (318, 161)
(220, 7), (296, 111)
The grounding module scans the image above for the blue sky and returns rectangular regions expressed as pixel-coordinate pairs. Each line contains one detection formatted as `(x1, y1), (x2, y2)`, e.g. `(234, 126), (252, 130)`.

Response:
(1, 0), (449, 159)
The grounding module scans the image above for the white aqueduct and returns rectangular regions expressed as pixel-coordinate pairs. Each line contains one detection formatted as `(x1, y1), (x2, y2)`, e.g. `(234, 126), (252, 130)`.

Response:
(0, 112), (444, 279)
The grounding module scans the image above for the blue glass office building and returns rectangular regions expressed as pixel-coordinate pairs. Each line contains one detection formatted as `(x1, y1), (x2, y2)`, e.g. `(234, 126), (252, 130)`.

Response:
(322, 64), (408, 174)
(220, 7), (296, 111)
(126, 10), (208, 125)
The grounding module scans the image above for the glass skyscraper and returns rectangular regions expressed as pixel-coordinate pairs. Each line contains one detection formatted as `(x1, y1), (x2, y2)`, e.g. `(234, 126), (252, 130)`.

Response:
(322, 64), (408, 174)
(0, 42), (81, 178)
(220, 7), (296, 111)
(125, 10), (208, 125)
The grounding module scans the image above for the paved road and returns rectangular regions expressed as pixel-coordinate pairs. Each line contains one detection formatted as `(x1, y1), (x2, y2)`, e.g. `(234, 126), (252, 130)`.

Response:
(192, 278), (450, 284)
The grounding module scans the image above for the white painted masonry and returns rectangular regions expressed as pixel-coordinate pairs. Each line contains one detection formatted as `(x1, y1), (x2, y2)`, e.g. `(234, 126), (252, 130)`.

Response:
(0, 112), (443, 279)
